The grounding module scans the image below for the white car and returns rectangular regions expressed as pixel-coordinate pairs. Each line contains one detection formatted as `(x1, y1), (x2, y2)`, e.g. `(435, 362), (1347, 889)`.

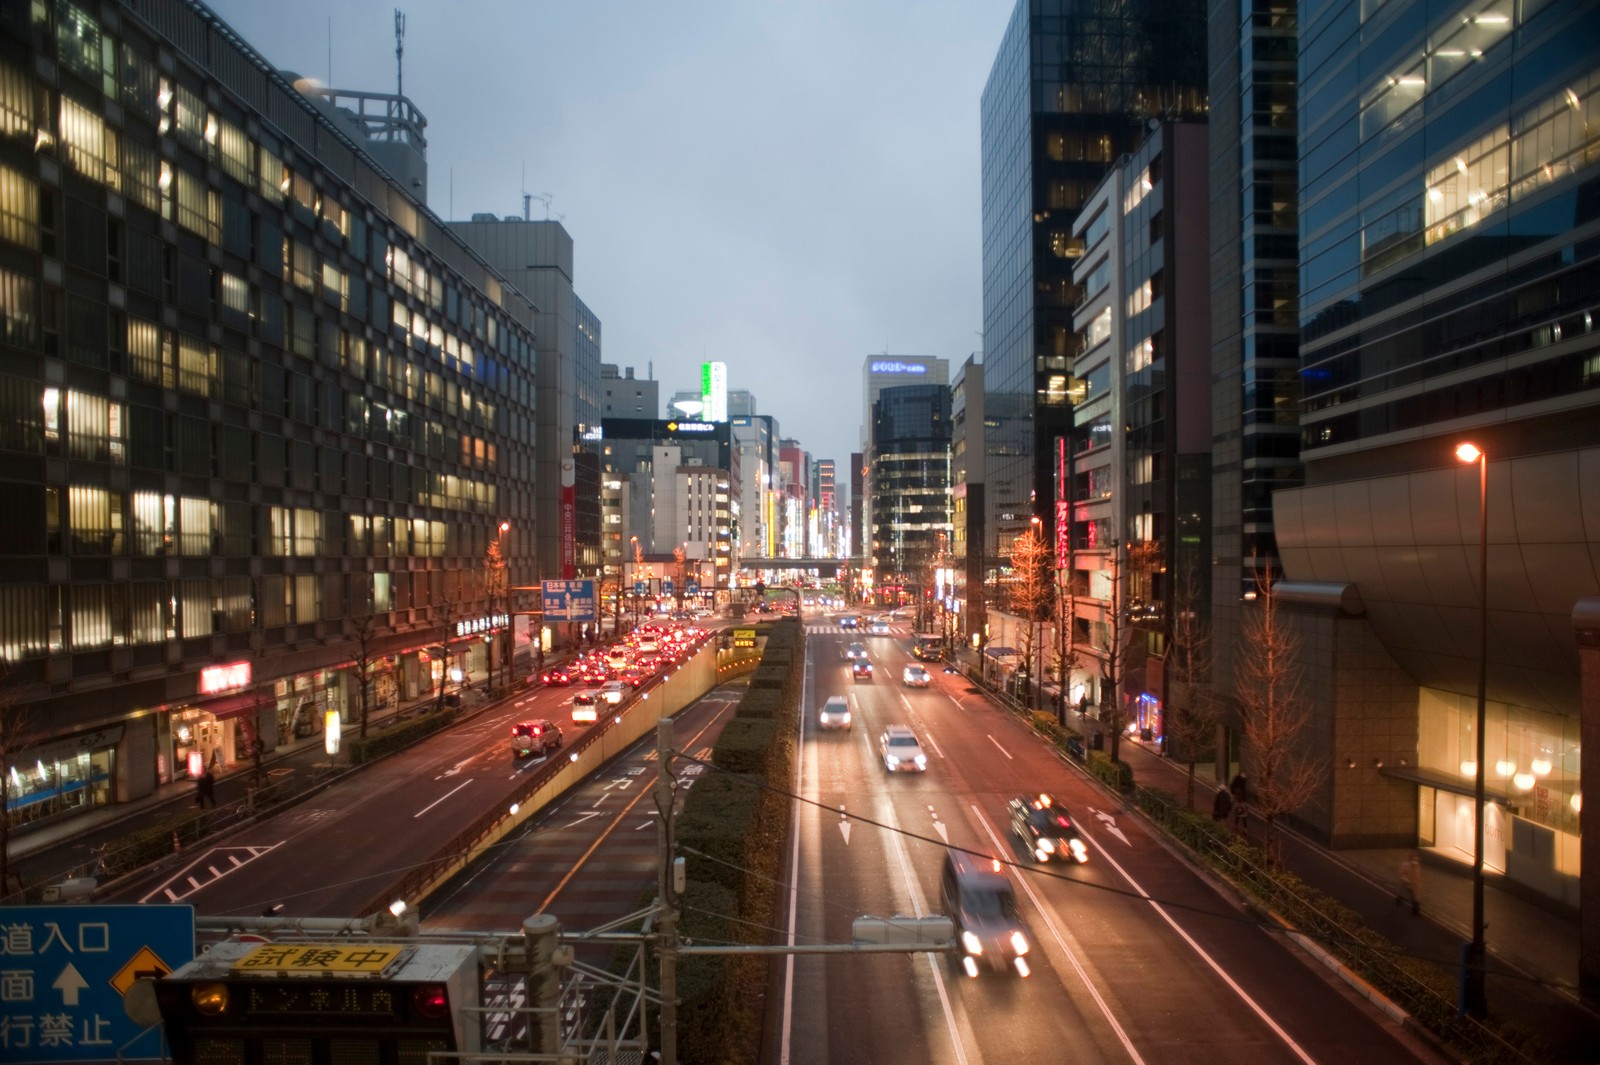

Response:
(902, 665), (932, 688)
(599, 680), (627, 705)
(571, 691), (599, 723)
(868, 619), (891, 635)
(879, 725), (928, 773)
(818, 695), (852, 730)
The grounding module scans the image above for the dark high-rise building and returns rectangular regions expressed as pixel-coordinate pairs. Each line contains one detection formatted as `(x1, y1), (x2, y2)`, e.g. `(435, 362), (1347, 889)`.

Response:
(1207, 0), (1303, 698)
(867, 385), (952, 597)
(979, 0), (1207, 568)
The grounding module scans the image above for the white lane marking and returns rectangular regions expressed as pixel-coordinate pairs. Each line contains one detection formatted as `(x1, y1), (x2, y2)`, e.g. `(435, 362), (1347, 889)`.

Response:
(413, 779), (473, 818)
(986, 734), (1013, 760)
(920, 730), (947, 762)
(1080, 828), (1321, 1065)
(973, 807), (1146, 1065)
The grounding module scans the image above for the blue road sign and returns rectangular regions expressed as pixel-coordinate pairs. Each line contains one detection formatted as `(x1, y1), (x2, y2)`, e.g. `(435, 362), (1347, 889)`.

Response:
(541, 579), (597, 622)
(633, 581), (647, 596)
(687, 581), (700, 596)
(662, 579), (674, 596)
(0, 904), (195, 1063)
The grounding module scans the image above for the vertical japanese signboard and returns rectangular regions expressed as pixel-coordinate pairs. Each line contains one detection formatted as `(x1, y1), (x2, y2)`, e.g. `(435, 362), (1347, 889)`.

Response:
(0, 904), (195, 1062)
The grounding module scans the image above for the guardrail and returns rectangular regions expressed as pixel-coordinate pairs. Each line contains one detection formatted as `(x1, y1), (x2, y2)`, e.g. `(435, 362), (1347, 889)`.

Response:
(361, 639), (723, 917)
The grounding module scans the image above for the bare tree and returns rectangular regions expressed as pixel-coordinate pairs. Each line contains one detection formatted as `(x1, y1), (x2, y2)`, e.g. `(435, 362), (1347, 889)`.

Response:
(0, 661), (35, 898)
(483, 528), (509, 690)
(1008, 525), (1052, 709)
(1163, 564), (1219, 808)
(349, 612), (381, 739)
(673, 544), (688, 615)
(1103, 542), (1130, 764)
(1234, 565), (1323, 858)
(435, 582), (462, 715)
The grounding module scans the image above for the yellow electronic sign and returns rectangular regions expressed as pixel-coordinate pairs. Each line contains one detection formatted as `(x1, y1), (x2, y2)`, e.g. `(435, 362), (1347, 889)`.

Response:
(230, 943), (408, 976)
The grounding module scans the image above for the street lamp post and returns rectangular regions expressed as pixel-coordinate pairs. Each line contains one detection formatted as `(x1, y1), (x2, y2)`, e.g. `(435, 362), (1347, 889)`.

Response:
(1455, 441), (1489, 1017)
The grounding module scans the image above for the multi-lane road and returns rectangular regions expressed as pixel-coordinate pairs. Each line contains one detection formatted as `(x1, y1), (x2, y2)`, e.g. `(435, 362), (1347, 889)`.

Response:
(94, 610), (1442, 1064)
(765, 618), (1441, 1065)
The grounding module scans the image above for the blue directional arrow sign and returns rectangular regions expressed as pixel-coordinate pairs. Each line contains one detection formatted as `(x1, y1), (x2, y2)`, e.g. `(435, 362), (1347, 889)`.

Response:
(0, 904), (194, 1062)
(541, 579), (596, 622)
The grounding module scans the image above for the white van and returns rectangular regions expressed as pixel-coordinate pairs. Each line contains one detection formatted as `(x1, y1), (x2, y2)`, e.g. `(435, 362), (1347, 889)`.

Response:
(571, 690), (599, 723)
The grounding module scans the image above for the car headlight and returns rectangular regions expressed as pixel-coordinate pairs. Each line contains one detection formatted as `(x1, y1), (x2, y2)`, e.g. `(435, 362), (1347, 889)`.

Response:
(885, 756), (900, 767)
(913, 755), (926, 768)
(1009, 930), (1029, 956)
(961, 930), (983, 956)
(1069, 838), (1089, 862)
(1038, 837), (1056, 854)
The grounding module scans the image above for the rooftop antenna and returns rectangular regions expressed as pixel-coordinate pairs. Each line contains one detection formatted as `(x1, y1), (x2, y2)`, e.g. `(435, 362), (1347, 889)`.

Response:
(394, 9), (405, 97)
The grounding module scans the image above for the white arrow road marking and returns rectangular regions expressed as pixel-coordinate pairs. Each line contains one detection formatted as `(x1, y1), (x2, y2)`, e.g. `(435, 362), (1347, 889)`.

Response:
(437, 756), (476, 779)
(563, 810), (604, 830)
(1088, 806), (1131, 846)
(838, 806), (851, 845)
(930, 805), (949, 844)
(54, 963), (88, 1006)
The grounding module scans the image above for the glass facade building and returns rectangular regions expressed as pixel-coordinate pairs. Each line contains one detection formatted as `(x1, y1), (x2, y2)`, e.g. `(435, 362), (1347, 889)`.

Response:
(867, 385), (953, 590)
(0, 0), (538, 830)
(1272, 0), (1600, 967)
(979, 0), (1207, 571)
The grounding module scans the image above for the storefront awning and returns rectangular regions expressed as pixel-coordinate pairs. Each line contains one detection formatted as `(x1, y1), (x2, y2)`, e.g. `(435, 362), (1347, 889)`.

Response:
(192, 692), (272, 721)
(1378, 765), (1516, 806)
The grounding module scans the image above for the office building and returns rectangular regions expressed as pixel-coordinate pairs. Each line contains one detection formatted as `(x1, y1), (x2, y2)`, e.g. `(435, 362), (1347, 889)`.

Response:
(1068, 120), (1212, 736)
(448, 217), (602, 589)
(0, 0), (538, 829)
(866, 385), (953, 602)
(1275, 0), (1600, 982)
(979, 0), (1206, 568)
(604, 364), (659, 420)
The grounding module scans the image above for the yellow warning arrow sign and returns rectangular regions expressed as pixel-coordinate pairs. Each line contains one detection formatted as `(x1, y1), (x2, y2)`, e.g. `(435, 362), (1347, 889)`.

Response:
(110, 945), (174, 997)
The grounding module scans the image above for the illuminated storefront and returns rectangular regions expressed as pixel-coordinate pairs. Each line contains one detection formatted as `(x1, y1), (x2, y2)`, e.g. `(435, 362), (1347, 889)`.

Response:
(3, 727), (120, 829)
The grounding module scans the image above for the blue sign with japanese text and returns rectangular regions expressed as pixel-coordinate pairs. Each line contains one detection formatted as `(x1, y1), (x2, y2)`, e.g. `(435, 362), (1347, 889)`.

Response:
(0, 904), (195, 1062)
(541, 579), (597, 622)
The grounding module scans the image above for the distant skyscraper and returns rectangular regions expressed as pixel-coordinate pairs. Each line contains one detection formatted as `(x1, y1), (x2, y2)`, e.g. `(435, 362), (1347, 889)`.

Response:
(603, 364), (660, 420)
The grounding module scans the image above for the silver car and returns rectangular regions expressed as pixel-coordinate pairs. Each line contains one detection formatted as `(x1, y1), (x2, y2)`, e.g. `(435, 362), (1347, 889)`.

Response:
(818, 695), (853, 731)
(878, 725), (927, 772)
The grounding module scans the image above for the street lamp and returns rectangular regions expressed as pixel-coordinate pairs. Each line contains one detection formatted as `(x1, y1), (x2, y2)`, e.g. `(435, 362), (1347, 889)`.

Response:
(1455, 441), (1489, 1017)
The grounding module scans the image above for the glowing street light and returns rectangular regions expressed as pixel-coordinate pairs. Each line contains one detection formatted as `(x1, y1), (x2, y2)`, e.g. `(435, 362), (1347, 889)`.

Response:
(1455, 440), (1489, 1017)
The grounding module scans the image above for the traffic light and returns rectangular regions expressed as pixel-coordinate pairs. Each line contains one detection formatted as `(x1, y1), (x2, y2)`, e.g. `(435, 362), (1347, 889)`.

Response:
(154, 940), (480, 1065)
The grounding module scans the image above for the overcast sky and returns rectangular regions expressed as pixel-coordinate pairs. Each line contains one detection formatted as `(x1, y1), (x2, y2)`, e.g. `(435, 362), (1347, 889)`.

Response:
(204, 0), (1010, 464)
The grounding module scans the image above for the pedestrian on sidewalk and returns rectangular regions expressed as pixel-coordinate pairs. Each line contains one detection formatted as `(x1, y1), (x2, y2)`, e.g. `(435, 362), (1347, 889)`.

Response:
(195, 768), (216, 808)
(1211, 786), (1233, 821)
(1229, 772), (1249, 829)
(1398, 850), (1423, 916)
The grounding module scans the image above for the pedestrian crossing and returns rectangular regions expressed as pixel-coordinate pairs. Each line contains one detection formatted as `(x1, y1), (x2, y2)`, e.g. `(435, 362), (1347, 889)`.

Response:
(804, 623), (910, 636)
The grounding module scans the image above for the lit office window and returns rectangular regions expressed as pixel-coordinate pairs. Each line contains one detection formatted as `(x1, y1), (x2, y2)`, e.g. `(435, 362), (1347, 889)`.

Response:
(217, 577), (251, 631)
(129, 491), (167, 556)
(293, 509), (321, 556)
(259, 145), (285, 202)
(0, 163), (37, 249)
(0, 60), (29, 142)
(179, 579), (210, 638)
(220, 271), (249, 316)
(56, 2), (107, 90)
(127, 582), (167, 643)
(125, 317), (159, 383)
(67, 485), (111, 554)
(179, 497), (210, 556)
(174, 169), (217, 240)
(119, 44), (158, 117)
(65, 390), (124, 464)
(321, 262), (345, 309)
(216, 118), (252, 184)
(0, 586), (46, 659)
(372, 572), (392, 611)
(176, 334), (216, 397)
(1085, 306), (1112, 350)
(59, 97), (111, 181)
(293, 574), (319, 624)
(70, 584), (113, 649)
(173, 85), (205, 152)
(120, 137), (160, 212)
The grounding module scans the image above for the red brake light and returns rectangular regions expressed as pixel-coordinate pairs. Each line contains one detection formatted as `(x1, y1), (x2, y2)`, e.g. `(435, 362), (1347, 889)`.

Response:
(411, 983), (450, 1020)
(1056, 815), (1071, 828)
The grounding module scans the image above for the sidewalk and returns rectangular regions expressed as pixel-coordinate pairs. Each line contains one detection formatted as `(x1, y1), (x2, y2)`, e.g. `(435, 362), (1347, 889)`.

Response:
(4, 650), (557, 894)
(1104, 723), (1600, 1063)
